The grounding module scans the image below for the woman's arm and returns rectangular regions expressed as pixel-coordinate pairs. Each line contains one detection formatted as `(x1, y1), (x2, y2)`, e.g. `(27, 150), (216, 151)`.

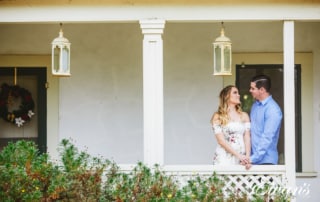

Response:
(242, 112), (252, 169)
(242, 112), (251, 157)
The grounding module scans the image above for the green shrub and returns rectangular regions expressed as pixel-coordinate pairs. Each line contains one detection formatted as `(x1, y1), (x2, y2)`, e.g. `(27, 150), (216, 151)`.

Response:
(0, 140), (63, 201)
(57, 139), (111, 201)
(102, 162), (180, 201)
(0, 139), (292, 201)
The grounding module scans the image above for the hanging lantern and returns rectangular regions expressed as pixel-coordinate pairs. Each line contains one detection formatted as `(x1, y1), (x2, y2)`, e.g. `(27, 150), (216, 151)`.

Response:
(213, 22), (232, 76)
(52, 23), (71, 76)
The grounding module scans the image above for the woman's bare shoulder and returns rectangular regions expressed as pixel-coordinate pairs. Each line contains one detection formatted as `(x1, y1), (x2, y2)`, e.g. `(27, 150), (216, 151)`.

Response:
(211, 112), (221, 124)
(241, 111), (250, 122)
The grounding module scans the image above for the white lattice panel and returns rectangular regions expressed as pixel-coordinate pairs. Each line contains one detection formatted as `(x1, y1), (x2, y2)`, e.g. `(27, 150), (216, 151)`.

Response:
(219, 174), (285, 199)
(163, 164), (288, 200)
(118, 164), (288, 200)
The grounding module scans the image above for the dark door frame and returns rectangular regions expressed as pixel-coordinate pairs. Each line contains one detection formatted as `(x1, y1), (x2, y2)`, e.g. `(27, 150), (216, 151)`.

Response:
(235, 64), (302, 172)
(0, 67), (47, 153)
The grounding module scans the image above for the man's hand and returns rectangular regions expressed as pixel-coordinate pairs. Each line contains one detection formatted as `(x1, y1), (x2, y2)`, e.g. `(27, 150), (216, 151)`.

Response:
(245, 163), (252, 170)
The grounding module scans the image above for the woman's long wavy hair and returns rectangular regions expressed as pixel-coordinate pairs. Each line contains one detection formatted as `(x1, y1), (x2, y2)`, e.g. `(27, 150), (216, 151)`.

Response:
(216, 85), (242, 126)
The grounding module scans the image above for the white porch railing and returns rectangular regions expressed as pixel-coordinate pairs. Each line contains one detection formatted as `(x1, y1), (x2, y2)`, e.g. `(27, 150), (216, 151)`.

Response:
(119, 164), (288, 200)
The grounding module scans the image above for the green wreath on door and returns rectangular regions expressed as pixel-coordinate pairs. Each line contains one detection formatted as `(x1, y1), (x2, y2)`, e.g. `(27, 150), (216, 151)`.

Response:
(0, 83), (35, 127)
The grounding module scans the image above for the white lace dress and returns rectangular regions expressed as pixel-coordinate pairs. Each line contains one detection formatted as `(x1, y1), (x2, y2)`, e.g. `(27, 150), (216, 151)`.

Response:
(212, 121), (250, 165)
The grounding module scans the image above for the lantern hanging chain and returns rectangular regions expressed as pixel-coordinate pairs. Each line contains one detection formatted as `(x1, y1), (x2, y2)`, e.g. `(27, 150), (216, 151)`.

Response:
(14, 67), (17, 86)
(59, 23), (64, 38)
(220, 22), (225, 36)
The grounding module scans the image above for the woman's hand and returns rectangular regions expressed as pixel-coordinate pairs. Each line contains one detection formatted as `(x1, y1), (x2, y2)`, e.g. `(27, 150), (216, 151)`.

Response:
(238, 155), (252, 170)
(238, 154), (250, 165)
(240, 155), (252, 170)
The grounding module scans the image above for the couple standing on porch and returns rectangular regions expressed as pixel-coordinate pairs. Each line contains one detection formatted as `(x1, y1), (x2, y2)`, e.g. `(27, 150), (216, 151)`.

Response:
(210, 75), (283, 169)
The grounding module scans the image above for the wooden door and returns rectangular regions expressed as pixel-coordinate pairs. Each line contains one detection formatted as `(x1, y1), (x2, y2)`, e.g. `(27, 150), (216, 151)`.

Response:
(236, 64), (302, 171)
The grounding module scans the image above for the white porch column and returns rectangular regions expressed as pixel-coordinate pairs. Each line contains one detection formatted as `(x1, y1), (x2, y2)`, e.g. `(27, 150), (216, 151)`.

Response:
(140, 19), (165, 166)
(283, 21), (296, 193)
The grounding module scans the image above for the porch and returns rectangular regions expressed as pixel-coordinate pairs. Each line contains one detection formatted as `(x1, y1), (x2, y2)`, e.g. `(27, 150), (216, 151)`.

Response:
(1, 1), (319, 200)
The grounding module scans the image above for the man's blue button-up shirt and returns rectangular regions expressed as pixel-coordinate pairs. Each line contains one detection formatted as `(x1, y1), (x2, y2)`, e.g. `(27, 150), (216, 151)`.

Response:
(250, 95), (283, 164)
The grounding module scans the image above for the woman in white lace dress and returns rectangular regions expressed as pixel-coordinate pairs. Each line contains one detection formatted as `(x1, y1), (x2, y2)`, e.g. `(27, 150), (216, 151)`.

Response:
(211, 85), (251, 167)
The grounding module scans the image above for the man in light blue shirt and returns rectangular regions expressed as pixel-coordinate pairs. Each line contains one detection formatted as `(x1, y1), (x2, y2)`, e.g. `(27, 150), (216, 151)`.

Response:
(249, 75), (282, 165)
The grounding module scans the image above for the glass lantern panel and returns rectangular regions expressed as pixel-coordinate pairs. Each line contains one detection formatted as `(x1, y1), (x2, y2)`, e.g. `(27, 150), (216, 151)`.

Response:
(53, 46), (60, 72)
(224, 46), (231, 72)
(214, 46), (221, 73)
(62, 47), (69, 72)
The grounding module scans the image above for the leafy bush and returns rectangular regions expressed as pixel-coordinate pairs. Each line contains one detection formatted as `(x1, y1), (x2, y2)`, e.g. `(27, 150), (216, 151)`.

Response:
(0, 140), (63, 201)
(0, 140), (292, 201)
(102, 162), (180, 201)
(0, 139), (111, 201)
(57, 139), (111, 201)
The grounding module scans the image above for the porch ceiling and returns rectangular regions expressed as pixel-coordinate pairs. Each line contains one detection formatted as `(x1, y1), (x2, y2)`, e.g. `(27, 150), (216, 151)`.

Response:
(0, 0), (319, 6)
(1, 4), (320, 23)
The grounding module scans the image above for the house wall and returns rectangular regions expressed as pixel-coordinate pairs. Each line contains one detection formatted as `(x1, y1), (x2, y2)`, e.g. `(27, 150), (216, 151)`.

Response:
(0, 21), (319, 201)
